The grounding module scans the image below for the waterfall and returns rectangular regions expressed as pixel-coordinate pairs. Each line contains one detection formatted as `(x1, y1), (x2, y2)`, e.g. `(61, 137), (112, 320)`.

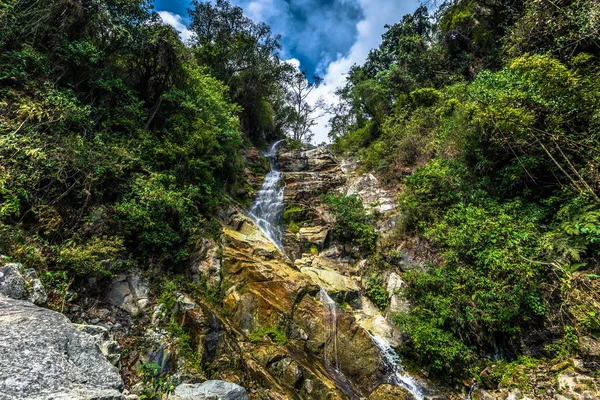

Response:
(467, 383), (477, 400)
(369, 334), (426, 400)
(247, 142), (421, 399)
(249, 140), (286, 250)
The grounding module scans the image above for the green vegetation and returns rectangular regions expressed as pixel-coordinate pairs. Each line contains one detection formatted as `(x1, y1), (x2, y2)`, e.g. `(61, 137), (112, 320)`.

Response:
(248, 326), (288, 345)
(365, 274), (388, 310)
(322, 193), (378, 254)
(137, 362), (176, 400)
(331, 0), (600, 382)
(0, 0), (320, 283)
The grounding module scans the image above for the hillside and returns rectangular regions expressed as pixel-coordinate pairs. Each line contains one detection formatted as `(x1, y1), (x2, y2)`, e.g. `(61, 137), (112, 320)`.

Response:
(1, 1), (600, 400)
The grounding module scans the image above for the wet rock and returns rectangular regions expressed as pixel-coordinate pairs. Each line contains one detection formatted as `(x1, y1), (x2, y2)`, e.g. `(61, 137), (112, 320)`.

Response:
(106, 271), (149, 315)
(296, 256), (360, 303)
(0, 263), (25, 300)
(368, 384), (415, 400)
(293, 293), (386, 394)
(354, 302), (400, 346)
(0, 295), (124, 399)
(171, 381), (249, 400)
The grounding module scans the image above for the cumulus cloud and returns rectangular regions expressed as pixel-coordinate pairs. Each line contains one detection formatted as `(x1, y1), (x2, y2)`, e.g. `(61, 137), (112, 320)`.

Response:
(234, 0), (419, 143)
(306, 0), (419, 143)
(158, 11), (193, 42)
(238, 0), (364, 75)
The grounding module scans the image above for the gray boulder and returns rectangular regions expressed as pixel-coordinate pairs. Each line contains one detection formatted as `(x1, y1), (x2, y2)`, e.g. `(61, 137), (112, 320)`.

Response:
(0, 263), (25, 300)
(22, 268), (48, 305)
(0, 295), (124, 400)
(171, 381), (249, 400)
(106, 271), (150, 315)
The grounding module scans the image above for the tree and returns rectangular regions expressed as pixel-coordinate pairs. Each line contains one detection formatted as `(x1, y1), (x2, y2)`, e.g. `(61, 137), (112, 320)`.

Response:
(285, 71), (323, 143)
(188, 0), (290, 143)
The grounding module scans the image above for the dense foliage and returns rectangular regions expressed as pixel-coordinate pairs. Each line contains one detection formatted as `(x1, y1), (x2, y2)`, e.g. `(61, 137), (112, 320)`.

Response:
(322, 193), (378, 254)
(0, 0), (313, 284)
(331, 0), (600, 381)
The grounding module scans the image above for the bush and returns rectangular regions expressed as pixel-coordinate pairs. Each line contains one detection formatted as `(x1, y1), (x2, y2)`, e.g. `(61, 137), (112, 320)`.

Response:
(56, 236), (125, 277)
(393, 313), (475, 378)
(322, 193), (378, 254)
(114, 173), (203, 263)
(365, 274), (388, 310)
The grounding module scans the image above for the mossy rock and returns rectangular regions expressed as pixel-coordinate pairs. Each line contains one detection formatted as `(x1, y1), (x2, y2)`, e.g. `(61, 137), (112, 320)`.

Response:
(368, 384), (415, 400)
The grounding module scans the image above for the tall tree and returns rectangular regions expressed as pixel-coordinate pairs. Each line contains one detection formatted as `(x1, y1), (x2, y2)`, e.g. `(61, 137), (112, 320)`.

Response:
(188, 0), (290, 143)
(286, 71), (323, 143)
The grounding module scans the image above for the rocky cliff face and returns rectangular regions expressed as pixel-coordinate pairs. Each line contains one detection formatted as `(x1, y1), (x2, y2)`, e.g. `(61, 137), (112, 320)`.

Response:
(219, 206), (387, 399)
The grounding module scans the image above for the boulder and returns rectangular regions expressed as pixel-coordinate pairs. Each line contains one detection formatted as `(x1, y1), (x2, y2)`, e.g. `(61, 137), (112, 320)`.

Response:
(387, 273), (410, 314)
(171, 381), (248, 400)
(346, 173), (397, 214)
(368, 384), (415, 400)
(279, 147), (338, 173)
(0, 295), (124, 400)
(76, 324), (121, 366)
(22, 268), (48, 305)
(0, 263), (25, 300)
(106, 271), (150, 315)
(298, 263), (360, 304)
(298, 225), (330, 248)
(190, 238), (222, 286)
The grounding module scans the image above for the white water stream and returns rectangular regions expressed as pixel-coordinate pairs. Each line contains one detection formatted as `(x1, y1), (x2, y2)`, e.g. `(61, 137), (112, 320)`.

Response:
(319, 287), (340, 370)
(369, 334), (426, 400)
(249, 142), (425, 399)
(249, 139), (286, 250)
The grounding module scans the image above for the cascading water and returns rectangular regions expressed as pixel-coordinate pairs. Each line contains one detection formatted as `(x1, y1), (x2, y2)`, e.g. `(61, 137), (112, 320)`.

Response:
(248, 142), (425, 399)
(248, 141), (356, 397)
(319, 288), (359, 399)
(249, 140), (286, 249)
(319, 287), (339, 370)
(369, 334), (426, 400)
(467, 383), (478, 400)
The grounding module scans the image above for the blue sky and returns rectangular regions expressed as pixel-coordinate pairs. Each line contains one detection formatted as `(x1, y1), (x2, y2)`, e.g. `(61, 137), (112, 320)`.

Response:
(154, 0), (421, 142)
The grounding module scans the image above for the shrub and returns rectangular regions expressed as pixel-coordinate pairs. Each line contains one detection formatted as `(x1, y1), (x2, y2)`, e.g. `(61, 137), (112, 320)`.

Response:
(322, 193), (378, 254)
(248, 326), (288, 345)
(56, 236), (125, 277)
(365, 274), (388, 310)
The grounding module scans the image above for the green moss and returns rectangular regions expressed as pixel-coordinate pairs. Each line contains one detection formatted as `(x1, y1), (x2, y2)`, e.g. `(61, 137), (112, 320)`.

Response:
(288, 220), (300, 234)
(283, 206), (303, 222)
(248, 326), (288, 345)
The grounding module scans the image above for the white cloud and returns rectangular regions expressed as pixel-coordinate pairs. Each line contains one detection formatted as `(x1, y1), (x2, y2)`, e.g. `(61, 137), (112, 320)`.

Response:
(308, 0), (418, 144)
(158, 11), (193, 42)
(284, 58), (301, 69)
